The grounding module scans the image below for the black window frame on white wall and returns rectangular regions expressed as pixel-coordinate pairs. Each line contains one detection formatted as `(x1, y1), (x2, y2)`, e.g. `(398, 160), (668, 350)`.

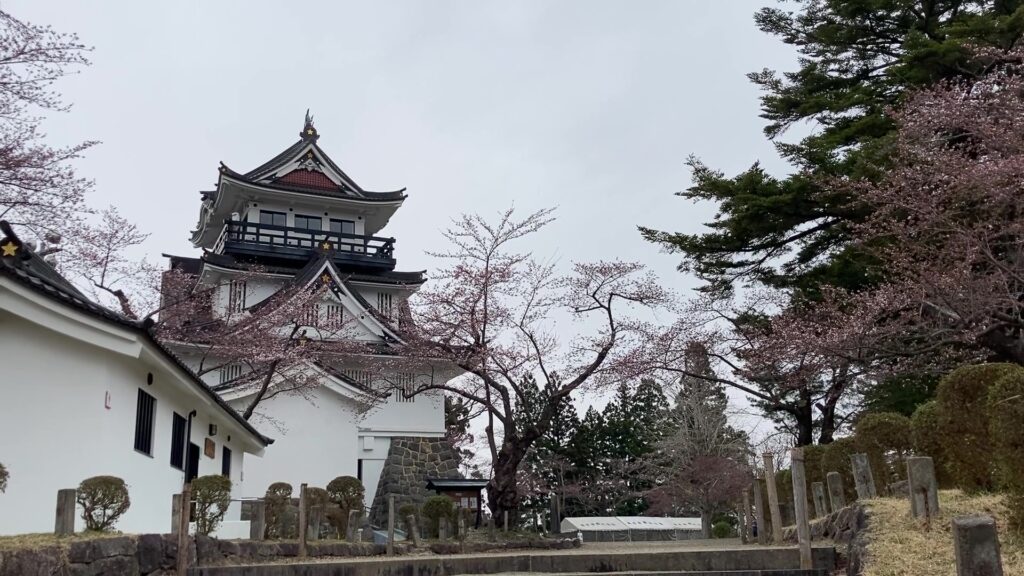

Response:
(222, 446), (232, 478)
(170, 412), (187, 470)
(134, 388), (157, 456)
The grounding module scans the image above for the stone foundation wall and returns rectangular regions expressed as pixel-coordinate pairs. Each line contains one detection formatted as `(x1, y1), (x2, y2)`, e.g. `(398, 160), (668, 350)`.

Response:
(781, 503), (869, 576)
(369, 437), (462, 526)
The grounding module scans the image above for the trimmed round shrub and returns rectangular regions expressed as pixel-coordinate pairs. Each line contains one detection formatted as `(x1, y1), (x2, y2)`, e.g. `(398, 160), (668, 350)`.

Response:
(264, 482), (293, 539)
(854, 412), (913, 485)
(910, 400), (952, 487)
(326, 476), (364, 536)
(77, 476), (130, 531)
(306, 486), (330, 509)
(988, 371), (1024, 535)
(0, 462), (8, 493)
(421, 495), (455, 538)
(399, 503), (419, 531)
(192, 475), (232, 536)
(935, 363), (1022, 492)
(820, 437), (858, 503)
(712, 520), (735, 538)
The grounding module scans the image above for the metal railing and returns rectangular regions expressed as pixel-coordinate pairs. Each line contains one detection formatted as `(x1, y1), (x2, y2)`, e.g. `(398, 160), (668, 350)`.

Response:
(223, 220), (395, 260)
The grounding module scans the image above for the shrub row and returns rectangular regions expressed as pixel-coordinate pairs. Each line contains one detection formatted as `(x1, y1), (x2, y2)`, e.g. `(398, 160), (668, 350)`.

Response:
(73, 474), (232, 534)
(264, 476), (365, 540)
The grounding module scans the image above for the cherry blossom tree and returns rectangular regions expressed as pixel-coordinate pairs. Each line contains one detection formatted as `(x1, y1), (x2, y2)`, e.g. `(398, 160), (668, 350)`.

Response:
(400, 208), (672, 517)
(0, 10), (95, 242)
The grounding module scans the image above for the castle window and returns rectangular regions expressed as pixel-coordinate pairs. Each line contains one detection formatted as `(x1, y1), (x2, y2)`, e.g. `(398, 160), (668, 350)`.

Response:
(259, 210), (286, 227)
(393, 372), (415, 403)
(325, 303), (344, 330)
(329, 219), (355, 235)
(220, 364), (244, 384)
(294, 214), (322, 231)
(227, 280), (246, 314)
(377, 293), (393, 319)
(170, 412), (186, 470)
(300, 304), (319, 326)
(134, 389), (156, 456)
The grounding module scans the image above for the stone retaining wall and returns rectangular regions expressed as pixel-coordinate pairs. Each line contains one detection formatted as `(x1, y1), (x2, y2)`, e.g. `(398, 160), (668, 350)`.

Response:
(780, 503), (869, 576)
(369, 437), (462, 526)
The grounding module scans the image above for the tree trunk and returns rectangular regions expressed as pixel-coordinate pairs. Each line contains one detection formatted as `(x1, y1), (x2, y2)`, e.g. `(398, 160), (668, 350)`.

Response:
(486, 437), (532, 519)
(700, 510), (712, 539)
(817, 401), (836, 445)
(793, 404), (815, 447)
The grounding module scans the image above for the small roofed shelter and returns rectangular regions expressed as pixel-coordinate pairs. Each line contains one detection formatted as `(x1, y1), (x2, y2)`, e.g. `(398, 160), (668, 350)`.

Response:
(425, 478), (489, 528)
(559, 516), (703, 542)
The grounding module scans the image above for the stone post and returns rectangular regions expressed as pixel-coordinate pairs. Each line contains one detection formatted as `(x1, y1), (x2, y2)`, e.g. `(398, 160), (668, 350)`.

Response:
(176, 483), (191, 576)
(741, 489), (752, 544)
(850, 454), (877, 499)
(297, 483), (308, 558)
(457, 514), (466, 552)
(346, 509), (360, 542)
(55, 488), (76, 536)
(549, 495), (560, 534)
(439, 516), (448, 541)
(811, 482), (828, 518)
(953, 515), (1004, 576)
(407, 515), (422, 547)
(171, 493), (182, 535)
(790, 448), (813, 570)
(762, 453), (784, 544)
(488, 516), (496, 542)
(906, 456), (940, 520)
(249, 500), (265, 541)
(826, 471), (846, 510)
(308, 505), (323, 541)
(503, 510), (509, 532)
(753, 475), (767, 545)
(386, 495), (395, 555)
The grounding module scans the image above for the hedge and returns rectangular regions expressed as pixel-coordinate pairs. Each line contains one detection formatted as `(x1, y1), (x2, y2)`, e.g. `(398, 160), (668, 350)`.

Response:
(326, 476), (363, 537)
(988, 370), (1024, 535)
(421, 495), (455, 538)
(934, 363), (1022, 492)
(910, 400), (952, 487)
(854, 412), (913, 487)
(264, 482), (294, 539)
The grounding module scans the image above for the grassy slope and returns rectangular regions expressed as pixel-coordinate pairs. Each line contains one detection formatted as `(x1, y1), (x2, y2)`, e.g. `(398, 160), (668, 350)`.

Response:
(863, 490), (1023, 576)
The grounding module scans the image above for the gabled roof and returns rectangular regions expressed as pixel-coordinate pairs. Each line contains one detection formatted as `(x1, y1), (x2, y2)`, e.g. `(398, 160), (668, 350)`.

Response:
(0, 222), (272, 447)
(218, 112), (406, 202)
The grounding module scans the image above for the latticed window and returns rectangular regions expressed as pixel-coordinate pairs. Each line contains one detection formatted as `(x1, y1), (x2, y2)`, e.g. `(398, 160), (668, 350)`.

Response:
(220, 364), (244, 384)
(393, 372), (416, 403)
(325, 303), (344, 330)
(227, 279), (246, 314)
(300, 304), (319, 326)
(342, 369), (372, 388)
(377, 292), (393, 319)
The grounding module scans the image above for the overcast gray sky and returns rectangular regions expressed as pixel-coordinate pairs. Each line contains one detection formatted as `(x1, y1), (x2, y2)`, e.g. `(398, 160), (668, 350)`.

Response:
(11, 1), (799, 437)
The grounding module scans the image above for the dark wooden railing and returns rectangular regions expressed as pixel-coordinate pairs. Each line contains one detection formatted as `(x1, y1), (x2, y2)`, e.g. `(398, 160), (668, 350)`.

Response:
(223, 220), (395, 260)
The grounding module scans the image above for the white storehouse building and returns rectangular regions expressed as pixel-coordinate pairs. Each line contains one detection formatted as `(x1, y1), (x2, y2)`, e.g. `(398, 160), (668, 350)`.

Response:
(0, 222), (271, 536)
(166, 115), (461, 524)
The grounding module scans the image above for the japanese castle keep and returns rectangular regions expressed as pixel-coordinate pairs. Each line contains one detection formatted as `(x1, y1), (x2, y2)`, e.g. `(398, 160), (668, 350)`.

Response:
(166, 113), (462, 522)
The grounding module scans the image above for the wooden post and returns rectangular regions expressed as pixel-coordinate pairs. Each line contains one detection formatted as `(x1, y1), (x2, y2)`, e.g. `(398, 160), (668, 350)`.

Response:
(503, 510), (509, 532)
(386, 495), (395, 555)
(249, 500), (266, 541)
(791, 448), (813, 570)
(488, 516), (496, 542)
(55, 489), (76, 536)
(762, 453), (784, 544)
(753, 475), (767, 545)
(458, 513), (466, 552)
(346, 509), (359, 542)
(741, 489), (752, 544)
(439, 516), (448, 541)
(549, 494), (560, 534)
(176, 483), (191, 576)
(407, 515), (422, 547)
(298, 483), (308, 558)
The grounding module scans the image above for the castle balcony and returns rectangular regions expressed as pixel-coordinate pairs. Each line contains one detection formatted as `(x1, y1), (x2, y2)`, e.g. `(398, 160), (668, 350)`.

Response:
(215, 220), (396, 270)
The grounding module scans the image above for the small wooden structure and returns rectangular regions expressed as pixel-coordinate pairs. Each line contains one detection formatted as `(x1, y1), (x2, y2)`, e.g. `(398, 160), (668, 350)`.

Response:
(425, 478), (489, 528)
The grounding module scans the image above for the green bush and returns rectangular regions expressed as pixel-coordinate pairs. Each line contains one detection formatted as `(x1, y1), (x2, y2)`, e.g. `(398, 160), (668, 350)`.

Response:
(77, 476), (130, 531)
(711, 520), (735, 539)
(988, 371), (1024, 535)
(325, 476), (364, 536)
(935, 363), (1022, 492)
(910, 400), (952, 487)
(0, 462), (7, 493)
(421, 495), (455, 538)
(264, 482), (293, 539)
(306, 487), (330, 509)
(854, 412), (913, 486)
(820, 437), (858, 503)
(192, 475), (232, 536)
(399, 503), (419, 531)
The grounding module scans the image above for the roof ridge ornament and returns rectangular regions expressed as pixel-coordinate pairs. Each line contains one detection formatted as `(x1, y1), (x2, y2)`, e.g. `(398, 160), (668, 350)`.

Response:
(301, 108), (319, 142)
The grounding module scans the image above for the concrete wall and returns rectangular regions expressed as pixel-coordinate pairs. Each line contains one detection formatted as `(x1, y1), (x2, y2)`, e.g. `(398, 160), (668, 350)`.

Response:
(0, 314), (254, 535)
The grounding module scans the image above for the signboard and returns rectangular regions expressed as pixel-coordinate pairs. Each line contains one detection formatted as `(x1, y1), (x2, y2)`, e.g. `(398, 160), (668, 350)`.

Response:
(204, 438), (216, 458)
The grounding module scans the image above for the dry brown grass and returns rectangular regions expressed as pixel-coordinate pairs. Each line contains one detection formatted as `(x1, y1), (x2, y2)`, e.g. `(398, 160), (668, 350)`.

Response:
(863, 490), (1024, 576)
(0, 530), (125, 552)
